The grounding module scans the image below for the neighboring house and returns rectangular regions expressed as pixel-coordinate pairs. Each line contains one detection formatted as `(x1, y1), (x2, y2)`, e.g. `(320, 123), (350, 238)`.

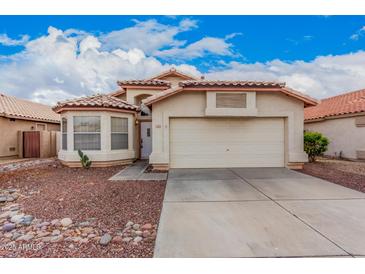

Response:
(304, 89), (365, 160)
(53, 68), (317, 169)
(0, 93), (60, 159)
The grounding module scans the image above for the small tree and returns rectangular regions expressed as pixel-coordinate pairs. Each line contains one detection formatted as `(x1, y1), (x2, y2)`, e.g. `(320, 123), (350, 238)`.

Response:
(304, 131), (329, 162)
(77, 149), (92, 169)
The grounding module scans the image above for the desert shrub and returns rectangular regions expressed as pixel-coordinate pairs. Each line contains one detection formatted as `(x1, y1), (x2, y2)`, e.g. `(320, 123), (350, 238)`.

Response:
(304, 131), (329, 162)
(77, 149), (92, 169)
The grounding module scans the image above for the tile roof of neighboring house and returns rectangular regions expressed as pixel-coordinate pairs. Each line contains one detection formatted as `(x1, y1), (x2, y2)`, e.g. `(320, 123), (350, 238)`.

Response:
(179, 80), (286, 88)
(304, 89), (365, 121)
(147, 67), (198, 81)
(0, 93), (60, 123)
(143, 81), (318, 107)
(53, 94), (139, 113)
(117, 79), (171, 87)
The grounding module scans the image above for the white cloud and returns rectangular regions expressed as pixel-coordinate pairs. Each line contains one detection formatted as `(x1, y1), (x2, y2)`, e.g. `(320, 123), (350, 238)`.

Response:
(350, 26), (365, 40)
(206, 51), (365, 98)
(0, 33), (29, 46)
(156, 37), (235, 60)
(0, 24), (200, 105)
(101, 18), (197, 55)
(1, 18), (365, 107)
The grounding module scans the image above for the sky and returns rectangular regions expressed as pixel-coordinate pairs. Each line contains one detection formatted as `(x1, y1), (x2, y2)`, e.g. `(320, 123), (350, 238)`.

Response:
(0, 15), (365, 105)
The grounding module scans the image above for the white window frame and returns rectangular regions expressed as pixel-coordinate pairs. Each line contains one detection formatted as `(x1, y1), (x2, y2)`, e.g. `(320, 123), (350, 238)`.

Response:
(61, 118), (67, 150)
(73, 116), (101, 151)
(111, 117), (128, 150)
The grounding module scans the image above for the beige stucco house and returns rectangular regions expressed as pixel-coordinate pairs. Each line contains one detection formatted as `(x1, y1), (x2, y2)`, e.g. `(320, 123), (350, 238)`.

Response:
(0, 93), (60, 159)
(53, 68), (317, 169)
(304, 89), (365, 160)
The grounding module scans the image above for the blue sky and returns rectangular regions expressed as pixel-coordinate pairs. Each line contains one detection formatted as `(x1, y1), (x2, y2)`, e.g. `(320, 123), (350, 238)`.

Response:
(0, 16), (365, 104)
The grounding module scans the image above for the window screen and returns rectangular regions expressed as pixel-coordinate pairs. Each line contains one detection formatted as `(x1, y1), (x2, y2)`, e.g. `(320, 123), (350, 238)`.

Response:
(216, 93), (247, 108)
(111, 117), (128, 150)
(73, 116), (101, 150)
(62, 118), (67, 150)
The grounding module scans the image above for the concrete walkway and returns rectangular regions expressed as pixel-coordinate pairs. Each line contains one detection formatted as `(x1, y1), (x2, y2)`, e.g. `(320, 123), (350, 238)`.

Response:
(109, 160), (167, 181)
(154, 167), (365, 257)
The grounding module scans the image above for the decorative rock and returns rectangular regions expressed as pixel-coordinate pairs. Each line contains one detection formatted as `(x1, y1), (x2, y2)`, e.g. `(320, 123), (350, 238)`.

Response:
(37, 221), (50, 228)
(51, 219), (60, 226)
(8, 211), (19, 218)
(78, 221), (90, 227)
(141, 223), (153, 230)
(125, 221), (134, 228)
(10, 214), (25, 224)
(135, 230), (143, 236)
(11, 231), (22, 240)
(4, 232), (13, 238)
(16, 234), (34, 242)
(37, 231), (51, 237)
(82, 227), (94, 234)
(0, 211), (11, 219)
(52, 229), (61, 236)
(142, 230), (151, 238)
(79, 238), (88, 244)
(51, 235), (63, 242)
(132, 224), (140, 230)
(0, 196), (7, 203)
(41, 236), (52, 242)
(6, 196), (16, 202)
(72, 236), (83, 242)
(21, 215), (34, 226)
(61, 218), (72, 227)
(87, 233), (96, 238)
(7, 188), (17, 194)
(2, 223), (16, 232)
(122, 237), (132, 242)
(68, 244), (75, 249)
(112, 236), (123, 243)
(133, 236), (143, 243)
(99, 233), (112, 245)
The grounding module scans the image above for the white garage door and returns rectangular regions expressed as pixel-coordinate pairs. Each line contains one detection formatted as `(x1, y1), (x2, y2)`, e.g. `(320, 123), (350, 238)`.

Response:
(170, 117), (284, 168)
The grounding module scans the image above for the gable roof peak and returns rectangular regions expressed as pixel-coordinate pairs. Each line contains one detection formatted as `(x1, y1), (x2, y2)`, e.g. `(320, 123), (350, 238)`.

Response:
(147, 67), (199, 81)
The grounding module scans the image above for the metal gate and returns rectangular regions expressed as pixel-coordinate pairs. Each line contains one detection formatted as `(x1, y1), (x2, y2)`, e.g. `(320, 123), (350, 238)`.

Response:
(23, 131), (40, 158)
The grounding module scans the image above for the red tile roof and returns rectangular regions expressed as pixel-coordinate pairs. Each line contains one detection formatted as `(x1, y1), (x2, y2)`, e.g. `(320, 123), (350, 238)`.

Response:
(53, 94), (138, 113)
(179, 80), (286, 88)
(0, 93), (60, 123)
(117, 80), (171, 87)
(304, 89), (365, 121)
(147, 68), (198, 81)
(143, 82), (318, 107)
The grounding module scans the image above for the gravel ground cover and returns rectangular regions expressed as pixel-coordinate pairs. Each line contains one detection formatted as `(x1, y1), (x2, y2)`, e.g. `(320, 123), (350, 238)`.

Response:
(0, 160), (166, 257)
(299, 158), (365, 193)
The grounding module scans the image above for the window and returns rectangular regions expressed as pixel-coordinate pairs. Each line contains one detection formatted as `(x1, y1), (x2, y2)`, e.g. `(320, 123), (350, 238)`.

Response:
(62, 118), (67, 150)
(36, 123), (46, 131)
(216, 93), (247, 108)
(111, 117), (128, 150)
(355, 116), (365, 127)
(73, 116), (101, 150)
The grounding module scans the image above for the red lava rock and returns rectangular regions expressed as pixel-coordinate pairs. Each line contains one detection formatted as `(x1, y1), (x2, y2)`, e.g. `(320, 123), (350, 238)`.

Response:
(141, 223), (153, 230)
(298, 158), (365, 193)
(0, 160), (166, 258)
(112, 236), (123, 243)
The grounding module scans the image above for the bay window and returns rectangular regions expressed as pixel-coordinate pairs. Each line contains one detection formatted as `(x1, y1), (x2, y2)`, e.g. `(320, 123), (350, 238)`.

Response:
(62, 118), (67, 150)
(73, 116), (101, 150)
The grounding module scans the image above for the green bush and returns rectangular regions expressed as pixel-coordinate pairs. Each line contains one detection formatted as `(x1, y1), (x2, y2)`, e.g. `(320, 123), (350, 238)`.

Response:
(77, 149), (92, 169)
(304, 131), (329, 162)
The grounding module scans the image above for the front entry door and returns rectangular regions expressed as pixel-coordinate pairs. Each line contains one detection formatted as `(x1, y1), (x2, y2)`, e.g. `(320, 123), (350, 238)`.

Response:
(141, 122), (152, 159)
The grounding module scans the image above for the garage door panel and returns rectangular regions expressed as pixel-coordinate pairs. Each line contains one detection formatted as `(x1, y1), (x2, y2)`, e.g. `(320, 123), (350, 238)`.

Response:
(171, 143), (283, 154)
(170, 118), (284, 168)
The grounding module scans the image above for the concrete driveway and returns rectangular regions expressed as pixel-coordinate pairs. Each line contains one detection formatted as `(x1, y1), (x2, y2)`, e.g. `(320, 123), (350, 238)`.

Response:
(154, 168), (365, 257)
